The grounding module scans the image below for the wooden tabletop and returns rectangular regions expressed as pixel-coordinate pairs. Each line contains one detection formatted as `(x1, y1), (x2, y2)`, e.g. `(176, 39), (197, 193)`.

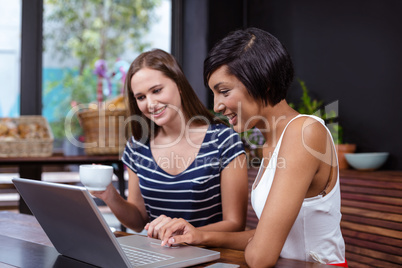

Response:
(0, 154), (127, 214)
(0, 211), (332, 267)
(0, 154), (121, 165)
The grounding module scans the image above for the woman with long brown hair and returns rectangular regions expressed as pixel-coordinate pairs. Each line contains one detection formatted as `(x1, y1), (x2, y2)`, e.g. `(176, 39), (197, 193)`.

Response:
(92, 49), (248, 238)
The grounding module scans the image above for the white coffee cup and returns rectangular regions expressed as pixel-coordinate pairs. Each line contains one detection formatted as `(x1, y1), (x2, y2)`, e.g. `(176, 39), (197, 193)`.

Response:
(79, 164), (113, 191)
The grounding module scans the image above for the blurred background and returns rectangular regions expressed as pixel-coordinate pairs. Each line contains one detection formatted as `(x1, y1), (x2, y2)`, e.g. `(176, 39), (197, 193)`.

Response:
(0, 0), (401, 169)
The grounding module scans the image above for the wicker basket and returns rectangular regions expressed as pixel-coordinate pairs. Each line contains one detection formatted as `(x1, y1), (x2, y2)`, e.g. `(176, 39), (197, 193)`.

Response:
(78, 108), (128, 155)
(0, 116), (54, 157)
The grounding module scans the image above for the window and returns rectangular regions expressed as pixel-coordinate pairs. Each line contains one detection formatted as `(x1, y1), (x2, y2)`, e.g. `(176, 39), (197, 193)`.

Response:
(0, 0), (22, 117)
(42, 0), (172, 151)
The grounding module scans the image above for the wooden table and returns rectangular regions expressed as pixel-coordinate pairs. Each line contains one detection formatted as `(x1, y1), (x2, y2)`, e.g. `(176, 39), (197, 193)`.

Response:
(0, 155), (126, 214)
(0, 211), (332, 267)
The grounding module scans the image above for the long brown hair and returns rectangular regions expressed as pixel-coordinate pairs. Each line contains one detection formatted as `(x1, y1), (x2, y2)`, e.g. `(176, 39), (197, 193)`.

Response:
(125, 49), (224, 141)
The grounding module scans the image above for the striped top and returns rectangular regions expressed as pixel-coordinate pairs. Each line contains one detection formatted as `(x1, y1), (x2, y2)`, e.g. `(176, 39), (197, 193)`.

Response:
(122, 123), (245, 227)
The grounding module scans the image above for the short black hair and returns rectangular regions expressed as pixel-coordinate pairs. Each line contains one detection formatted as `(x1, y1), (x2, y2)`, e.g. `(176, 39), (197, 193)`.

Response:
(204, 27), (294, 106)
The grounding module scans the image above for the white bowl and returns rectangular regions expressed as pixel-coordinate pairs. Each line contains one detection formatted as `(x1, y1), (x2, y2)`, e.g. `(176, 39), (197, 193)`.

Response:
(344, 152), (389, 171)
(79, 164), (113, 191)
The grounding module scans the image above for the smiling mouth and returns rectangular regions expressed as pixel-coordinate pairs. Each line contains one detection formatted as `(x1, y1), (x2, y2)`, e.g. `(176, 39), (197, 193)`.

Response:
(151, 106), (167, 115)
(225, 113), (237, 125)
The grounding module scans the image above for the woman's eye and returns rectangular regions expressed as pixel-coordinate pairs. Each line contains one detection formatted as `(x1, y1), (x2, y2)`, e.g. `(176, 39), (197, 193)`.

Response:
(136, 95), (145, 101)
(153, 88), (162, 94)
(220, 89), (230, 96)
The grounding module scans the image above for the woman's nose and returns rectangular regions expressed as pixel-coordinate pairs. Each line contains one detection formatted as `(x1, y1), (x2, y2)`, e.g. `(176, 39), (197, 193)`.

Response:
(147, 97), (157, 111)
(213, 101), (225, 114)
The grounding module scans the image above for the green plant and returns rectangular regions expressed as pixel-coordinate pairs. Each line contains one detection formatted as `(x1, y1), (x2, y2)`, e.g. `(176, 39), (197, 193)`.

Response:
(44, 0), (160, 73)
(43, 0), (160, 139)
(239, 128), (265, 164)
(209, 109), (265, 158)
(45, 67), (98, 139)
(240, 128), (265, 150)
(322, 110), (343, 145)
(290, 79), (343, 144)
(296, 79), (323, 114)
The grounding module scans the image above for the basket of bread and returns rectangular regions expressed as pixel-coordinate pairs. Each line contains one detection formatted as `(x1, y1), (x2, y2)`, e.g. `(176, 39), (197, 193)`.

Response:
(77, 95), (128, 155)
(0, 116), (54, 157)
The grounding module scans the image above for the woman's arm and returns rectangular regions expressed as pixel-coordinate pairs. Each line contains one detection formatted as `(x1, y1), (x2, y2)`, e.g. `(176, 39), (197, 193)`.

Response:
(146, 153), (249, 238)
(92, 168), (149, 232)
(198, 153), (249, 232)
(159, 217), (256, 250)
(244, 117), (328, 267)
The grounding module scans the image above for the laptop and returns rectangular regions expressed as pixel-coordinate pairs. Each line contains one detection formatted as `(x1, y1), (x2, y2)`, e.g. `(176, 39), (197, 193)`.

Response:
(12, 178), (220, 268)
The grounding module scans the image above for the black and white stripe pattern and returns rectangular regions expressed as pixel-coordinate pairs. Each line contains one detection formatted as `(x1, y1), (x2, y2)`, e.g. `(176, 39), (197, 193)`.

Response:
(122, 124), (245, 227)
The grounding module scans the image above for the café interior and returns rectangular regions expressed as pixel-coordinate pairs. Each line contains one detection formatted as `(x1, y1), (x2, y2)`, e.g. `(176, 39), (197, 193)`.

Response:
(0, 0), (401, 267)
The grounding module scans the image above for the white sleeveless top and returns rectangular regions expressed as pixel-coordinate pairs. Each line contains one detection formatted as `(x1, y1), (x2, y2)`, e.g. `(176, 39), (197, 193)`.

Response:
(251, 114), (346, 264)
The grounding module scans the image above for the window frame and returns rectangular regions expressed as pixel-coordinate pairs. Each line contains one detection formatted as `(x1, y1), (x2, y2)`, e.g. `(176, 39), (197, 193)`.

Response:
(21, 0), (178, 116)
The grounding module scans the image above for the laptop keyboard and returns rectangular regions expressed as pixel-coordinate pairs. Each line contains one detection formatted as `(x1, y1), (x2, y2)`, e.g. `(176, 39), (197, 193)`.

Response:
(121, 244), (174, 266)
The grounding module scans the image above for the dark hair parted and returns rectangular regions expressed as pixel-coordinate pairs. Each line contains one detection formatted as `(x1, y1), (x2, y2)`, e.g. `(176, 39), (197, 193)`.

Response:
(125, 49), (223, 141)
(204, 27), (294, 106)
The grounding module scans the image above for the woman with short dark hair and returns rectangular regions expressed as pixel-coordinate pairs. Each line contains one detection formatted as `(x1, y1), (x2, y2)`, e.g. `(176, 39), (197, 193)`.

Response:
(159, 28), (347, 267)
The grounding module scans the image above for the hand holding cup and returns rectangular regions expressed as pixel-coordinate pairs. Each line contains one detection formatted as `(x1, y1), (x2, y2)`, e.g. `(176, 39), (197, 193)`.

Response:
(79, 164), (113, 191)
